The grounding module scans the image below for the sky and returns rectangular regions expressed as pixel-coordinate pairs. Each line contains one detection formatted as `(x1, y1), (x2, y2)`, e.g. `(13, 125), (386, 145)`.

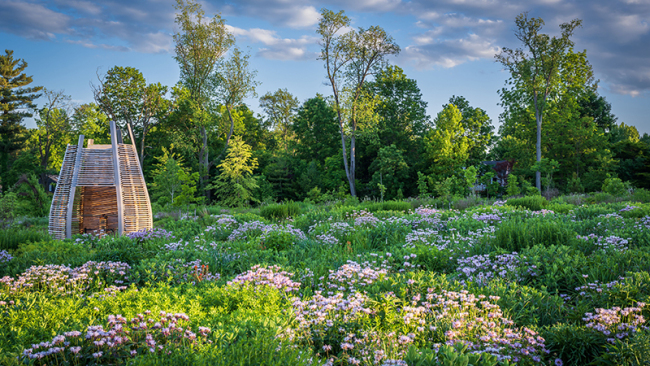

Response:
(1, 0), (649, 134)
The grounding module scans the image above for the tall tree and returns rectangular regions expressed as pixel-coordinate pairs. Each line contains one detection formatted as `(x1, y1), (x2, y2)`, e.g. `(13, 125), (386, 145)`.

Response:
(317, 9), (400, 196)
(173, 0), (234, 193)
(259, 88), (299, 152)
(444, 96), (493, 165)
(292, 95), (340, 164)
(32, 89), (72, 187)
(213, 47), (259, 161)
(425, 104), (469, 178)
(92, 66), (169, 167)
(496, 12), (582, 191)
(0, 50), (42, 182)
(209, 135), (259, 207)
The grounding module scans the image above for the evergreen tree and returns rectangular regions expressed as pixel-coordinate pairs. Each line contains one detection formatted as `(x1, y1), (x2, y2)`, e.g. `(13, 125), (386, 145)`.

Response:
(210, 136), (259, 207)
(0, 50), (43, 186)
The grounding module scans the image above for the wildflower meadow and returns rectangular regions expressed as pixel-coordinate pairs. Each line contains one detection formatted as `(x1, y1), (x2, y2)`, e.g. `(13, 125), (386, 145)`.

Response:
(1, 194), (650, 365)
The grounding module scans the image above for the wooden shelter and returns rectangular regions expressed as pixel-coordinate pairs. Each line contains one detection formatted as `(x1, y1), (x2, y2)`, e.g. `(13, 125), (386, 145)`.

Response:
(48, 121), (153, 239)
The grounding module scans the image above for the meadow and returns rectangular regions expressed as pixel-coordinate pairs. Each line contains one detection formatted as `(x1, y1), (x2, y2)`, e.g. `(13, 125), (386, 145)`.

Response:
(2, 192), (650, 366)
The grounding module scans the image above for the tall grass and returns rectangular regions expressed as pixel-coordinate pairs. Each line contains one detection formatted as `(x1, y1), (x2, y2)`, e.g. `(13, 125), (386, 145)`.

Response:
(0, 227), (50, 251)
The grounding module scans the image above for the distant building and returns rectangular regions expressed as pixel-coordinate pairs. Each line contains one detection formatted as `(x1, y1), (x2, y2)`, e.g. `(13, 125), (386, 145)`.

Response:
(43, 175), (59, 193)
(471, 160), (515, 193)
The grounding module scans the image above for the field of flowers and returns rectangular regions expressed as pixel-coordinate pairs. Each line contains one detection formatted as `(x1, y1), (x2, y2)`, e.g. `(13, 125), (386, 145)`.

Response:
(1, 195), (650, 365)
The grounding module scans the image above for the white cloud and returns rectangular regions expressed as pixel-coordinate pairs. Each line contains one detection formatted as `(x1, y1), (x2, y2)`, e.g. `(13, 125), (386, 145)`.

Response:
(226, 25), (319, 61)
(404, 33), (500, 69)
(0, 0), (71, 39)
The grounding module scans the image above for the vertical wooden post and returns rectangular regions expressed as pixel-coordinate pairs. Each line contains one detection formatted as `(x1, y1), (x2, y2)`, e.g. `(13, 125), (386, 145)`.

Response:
(66, 135), (84, 239)
(126, 123), (153, 227)
(110, 121), (124, 236)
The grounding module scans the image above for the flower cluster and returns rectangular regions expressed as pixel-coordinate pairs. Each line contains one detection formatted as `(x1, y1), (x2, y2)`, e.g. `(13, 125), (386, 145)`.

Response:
(205, 214), (238, 235)
(583, 303), (647, 343)
(353, 211), (381, 227)
(126, 228), (174, 243)
(455, 253), (528, 285)
(21, 310), (211, 362)
(404, 229), (443, 249)
(577, 234), (630, 252)
(315, 233), (339, 245)
(0, 249), (13, 263)
(319, 260), (390, 293)
(0, 261), (130, 295)
(530, 209), (555, 216)
(414, 206), (442, 217)
(472, 212), (503, 224)
(619, 205), (639, 212)
(259, 224), (307, 242)
(227, 220), (269, 241)
(493, 200), (507, 207)
(227, 265), (301, 292)
(574, 278), (623, 298)
(424, 290), (548, 363)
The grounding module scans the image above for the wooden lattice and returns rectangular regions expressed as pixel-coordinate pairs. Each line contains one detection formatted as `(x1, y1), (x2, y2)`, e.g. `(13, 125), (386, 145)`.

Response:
(48, 121), (153, 239)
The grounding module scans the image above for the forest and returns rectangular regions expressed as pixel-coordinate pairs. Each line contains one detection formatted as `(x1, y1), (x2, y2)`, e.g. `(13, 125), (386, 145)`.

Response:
(1, 2), (648, 217)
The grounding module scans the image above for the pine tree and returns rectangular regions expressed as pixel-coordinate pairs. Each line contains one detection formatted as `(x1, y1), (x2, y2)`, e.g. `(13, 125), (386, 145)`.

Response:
(0, 50), (43, 183)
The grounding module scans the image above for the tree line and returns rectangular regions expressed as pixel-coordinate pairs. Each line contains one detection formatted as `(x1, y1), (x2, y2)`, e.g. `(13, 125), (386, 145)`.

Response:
(1, 1), (649, 215)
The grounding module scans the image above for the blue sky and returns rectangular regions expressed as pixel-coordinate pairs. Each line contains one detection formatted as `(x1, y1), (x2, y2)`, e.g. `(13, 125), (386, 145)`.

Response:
(2, 0), (649, 134)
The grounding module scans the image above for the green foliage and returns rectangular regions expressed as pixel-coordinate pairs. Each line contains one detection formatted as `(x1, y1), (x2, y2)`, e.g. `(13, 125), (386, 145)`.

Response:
(260, 201), (302, 221)
(602, 176), (628, 197)
(506, 174), (521, 197)
(12, 174), (50, 217)
(404, 344), (503, 366)
(543, 323), (606, 365)
(151, 147), (200, 206)
(425, 104), (469, 177)
(417, 171), (430, 197)
(211, 136), (259, 207)
(506, 196), (548, 211)
(463, 166), (478, 196)
(593, 330), (650, 366)
(494, 218), (577, 253)
(0, 227), (49, 251)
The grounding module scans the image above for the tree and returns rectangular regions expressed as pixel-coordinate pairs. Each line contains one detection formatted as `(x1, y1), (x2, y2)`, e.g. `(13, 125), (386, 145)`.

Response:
(32, 89), (72, 187)
(260, 88), (299, 152)
(496, 12), (582, 191)
(425, 104), (469, 177)
(93, 66), (169, 167)
(369, 144), (409, 199)
(71, 103), (110, 144)
(0, 50), (42, 182)
(150, 146), (198, 206)
(463, 166), (478, 196)
(445, 96), (493, 165)
(317, 9), (400, 196)
(173, 0), (235, 193)
(213, 47), (259, 161)
(209, 135), (259, 207)
(292, 95), (340, 164)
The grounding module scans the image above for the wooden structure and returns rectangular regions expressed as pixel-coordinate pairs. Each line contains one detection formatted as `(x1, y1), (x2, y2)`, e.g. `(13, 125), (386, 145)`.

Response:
(48, 121), (153, 239)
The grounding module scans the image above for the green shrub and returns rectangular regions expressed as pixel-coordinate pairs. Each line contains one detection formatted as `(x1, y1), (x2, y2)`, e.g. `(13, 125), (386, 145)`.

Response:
(505, 196), (548, 211)
(260, 201), (302, 221)
(494, 218), (577, 253)
(602, 176), (628, 197)
(593, 330), (650, 366)
(0, 227), (50, 251)
(631, 188), (650, 203)
(361, 200), (412, 213)
(404, 344), (504, 366)
(547, 202), (574, 214)
(3, 240), (93, 276)
(543, 323), (607, 366)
